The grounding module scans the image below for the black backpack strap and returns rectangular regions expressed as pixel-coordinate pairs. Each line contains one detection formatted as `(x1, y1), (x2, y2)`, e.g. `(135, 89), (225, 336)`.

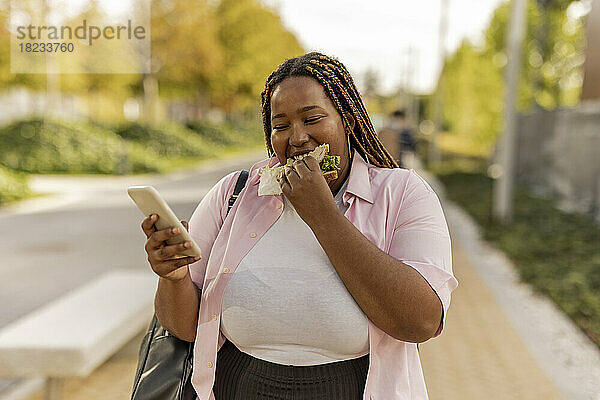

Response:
(227, 170), (249, 216)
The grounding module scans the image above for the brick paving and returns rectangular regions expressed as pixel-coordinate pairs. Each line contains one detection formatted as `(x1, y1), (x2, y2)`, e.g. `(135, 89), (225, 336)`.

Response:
(419, 244), (564, 400)
(23, 244), (564, 400)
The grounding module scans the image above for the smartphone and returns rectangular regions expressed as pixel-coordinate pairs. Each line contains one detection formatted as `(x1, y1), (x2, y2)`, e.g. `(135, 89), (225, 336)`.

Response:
(127, 185), (201, 258)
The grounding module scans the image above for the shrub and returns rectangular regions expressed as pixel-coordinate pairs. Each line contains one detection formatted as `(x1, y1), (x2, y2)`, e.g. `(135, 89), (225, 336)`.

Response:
(0, 119), (160, 174)
(0, 165), (31, 204)
(113, 122), (217, 159)
(185, 119), (263, 148)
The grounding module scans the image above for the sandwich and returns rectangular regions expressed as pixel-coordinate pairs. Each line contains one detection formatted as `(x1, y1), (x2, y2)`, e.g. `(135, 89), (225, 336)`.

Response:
(258, 143), (340, 196)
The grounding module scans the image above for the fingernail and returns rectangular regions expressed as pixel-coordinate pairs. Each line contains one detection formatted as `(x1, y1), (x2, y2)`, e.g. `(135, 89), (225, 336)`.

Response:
(172, 227), (179, 234)
(194, 256), (201, 260)
(184, 242), (191, 248)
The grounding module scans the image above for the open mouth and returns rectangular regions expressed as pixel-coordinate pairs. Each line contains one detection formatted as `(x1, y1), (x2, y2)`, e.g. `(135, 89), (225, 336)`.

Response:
(292, 153), (311, 161)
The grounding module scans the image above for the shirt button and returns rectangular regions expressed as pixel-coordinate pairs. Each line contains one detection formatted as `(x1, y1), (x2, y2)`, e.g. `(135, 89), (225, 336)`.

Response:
(212, 314), (217, 320)
(249, 233), (257, 238)
(223, 267), (230, 274)
(207, 361), (213, 368)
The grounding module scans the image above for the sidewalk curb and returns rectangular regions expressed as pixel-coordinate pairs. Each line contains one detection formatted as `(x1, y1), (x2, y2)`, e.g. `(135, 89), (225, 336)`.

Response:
(0, 378), (44, 400)
(417, 167), (600, 400)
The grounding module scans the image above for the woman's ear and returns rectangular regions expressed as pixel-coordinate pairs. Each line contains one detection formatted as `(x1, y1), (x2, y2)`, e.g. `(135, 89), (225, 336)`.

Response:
(343, 111), (356, 135)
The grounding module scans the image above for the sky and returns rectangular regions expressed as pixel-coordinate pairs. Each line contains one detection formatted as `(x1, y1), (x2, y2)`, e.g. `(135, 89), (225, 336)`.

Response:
(20, 0), (508, 95)
(263, 0), (507, 94)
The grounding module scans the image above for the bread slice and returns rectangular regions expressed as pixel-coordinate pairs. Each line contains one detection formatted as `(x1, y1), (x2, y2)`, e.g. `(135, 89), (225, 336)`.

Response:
(323, 170), (338, 183)
(258, 143), (339, 196)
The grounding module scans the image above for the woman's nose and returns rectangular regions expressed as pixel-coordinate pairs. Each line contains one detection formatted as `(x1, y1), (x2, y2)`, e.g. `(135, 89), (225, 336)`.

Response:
(289, 124), (310, 146)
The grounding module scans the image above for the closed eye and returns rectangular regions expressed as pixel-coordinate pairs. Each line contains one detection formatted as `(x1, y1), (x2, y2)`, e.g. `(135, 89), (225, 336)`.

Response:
(273, 116), (323, 131)
(305, 116), (323, 124)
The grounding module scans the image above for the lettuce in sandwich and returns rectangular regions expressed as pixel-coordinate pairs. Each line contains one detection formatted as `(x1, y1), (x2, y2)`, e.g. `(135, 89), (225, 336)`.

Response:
(258, 143), (340, 196)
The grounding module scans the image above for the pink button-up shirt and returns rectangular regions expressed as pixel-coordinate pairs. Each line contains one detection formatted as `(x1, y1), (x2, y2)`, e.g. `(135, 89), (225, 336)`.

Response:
(188, 152), (458, 400)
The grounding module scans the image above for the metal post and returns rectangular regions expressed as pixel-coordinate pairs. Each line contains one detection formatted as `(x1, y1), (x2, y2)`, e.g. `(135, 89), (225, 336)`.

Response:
(493, 0), (528, 224)
(430, 0), (449, 166)
(44, 0), (61, 118)
(45, 378), (63, 400)
(407, 46), (417, 127)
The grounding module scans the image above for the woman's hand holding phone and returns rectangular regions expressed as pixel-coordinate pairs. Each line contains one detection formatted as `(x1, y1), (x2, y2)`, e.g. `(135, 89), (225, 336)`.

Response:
(141, 214), (200, 282)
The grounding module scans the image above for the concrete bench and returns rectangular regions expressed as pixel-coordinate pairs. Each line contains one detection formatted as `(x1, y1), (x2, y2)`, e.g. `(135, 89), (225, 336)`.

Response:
(0, 270), (157, 400)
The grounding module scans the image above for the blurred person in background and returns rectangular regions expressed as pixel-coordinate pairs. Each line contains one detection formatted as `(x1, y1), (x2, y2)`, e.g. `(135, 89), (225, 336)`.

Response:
(387, 108), (417, 169)
(141, 52), (457, 400)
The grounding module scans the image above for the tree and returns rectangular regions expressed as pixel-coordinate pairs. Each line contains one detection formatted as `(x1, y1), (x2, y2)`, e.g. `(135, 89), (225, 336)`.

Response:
(483, 0), (585, 110)
(58, 0), (140, 97)
(150, 0), (224, 98)
(0, 7), (12, 89)
(361, 68), (380, 98)
(0, 0), (306, 121)
(212, 0), (304, 115)
(434, 0), (585, 156)
(0, 0), (46, 90)
(440, 40), (504, 154)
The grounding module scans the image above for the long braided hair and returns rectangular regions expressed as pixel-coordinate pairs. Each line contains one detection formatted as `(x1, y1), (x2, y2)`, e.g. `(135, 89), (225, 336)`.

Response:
(260, 52), (398, 169)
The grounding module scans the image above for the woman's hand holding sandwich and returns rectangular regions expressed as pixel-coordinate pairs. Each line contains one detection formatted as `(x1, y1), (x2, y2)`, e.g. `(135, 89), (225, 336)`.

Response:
(277, 155), (340, 228)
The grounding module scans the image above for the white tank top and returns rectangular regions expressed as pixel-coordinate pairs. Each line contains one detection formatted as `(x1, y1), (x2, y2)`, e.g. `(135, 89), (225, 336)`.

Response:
(221, 177), (370, 365)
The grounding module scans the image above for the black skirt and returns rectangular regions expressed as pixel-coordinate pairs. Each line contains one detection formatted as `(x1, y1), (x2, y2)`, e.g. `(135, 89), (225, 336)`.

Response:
(213, 339), (369, 400)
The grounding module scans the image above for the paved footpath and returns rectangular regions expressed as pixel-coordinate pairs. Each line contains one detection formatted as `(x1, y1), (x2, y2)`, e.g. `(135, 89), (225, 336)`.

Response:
(17, 158), (599, 400)
(22, 245), (567, 400)
(20, 240), (566, 400)
(419, 244), (564, 399)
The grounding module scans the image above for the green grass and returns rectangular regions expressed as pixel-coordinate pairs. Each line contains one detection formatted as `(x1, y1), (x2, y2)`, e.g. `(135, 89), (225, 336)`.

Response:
(430, 153), (600, 347)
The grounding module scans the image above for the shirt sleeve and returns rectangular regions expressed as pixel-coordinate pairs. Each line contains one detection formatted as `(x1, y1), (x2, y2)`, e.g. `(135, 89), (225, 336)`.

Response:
(187, 171), (241, 291)
(388, 169), (458, 338)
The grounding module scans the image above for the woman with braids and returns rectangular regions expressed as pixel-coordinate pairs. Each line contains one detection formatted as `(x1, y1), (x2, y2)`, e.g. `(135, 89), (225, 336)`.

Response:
(141, 52), (458, 400)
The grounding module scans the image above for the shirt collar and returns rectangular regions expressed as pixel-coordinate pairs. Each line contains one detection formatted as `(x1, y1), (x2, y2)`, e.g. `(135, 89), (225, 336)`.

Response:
(249, 151), (374, 204)
(343, 150), (373, 204)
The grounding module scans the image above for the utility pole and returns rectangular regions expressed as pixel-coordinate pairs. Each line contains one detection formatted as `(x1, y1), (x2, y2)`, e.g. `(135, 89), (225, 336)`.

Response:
(44, 0), (61, 118)
(409, 47), (420, 127)
(398, 48), (406, 111)
(430, 0), (449, 166)
(406, 46), (418, 127)
(399, 47), (414, 121)
(492, 0), (528, 224)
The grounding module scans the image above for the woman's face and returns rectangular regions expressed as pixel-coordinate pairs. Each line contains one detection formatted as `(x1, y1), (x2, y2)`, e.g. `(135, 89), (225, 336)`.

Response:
(269, 76), (354, 193)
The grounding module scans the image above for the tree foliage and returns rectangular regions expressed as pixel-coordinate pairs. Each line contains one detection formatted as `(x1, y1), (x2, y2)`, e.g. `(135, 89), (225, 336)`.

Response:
(0, 2), (45, 90)
(0, 0), (305, 116)
(211, 0), (304, 113)
(484, 0), (585, 109)
(441, 41), (504, 154)
(435, 0), (586, 156)
(57, 1), (140, 97)
(150, 0), (224, 97)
